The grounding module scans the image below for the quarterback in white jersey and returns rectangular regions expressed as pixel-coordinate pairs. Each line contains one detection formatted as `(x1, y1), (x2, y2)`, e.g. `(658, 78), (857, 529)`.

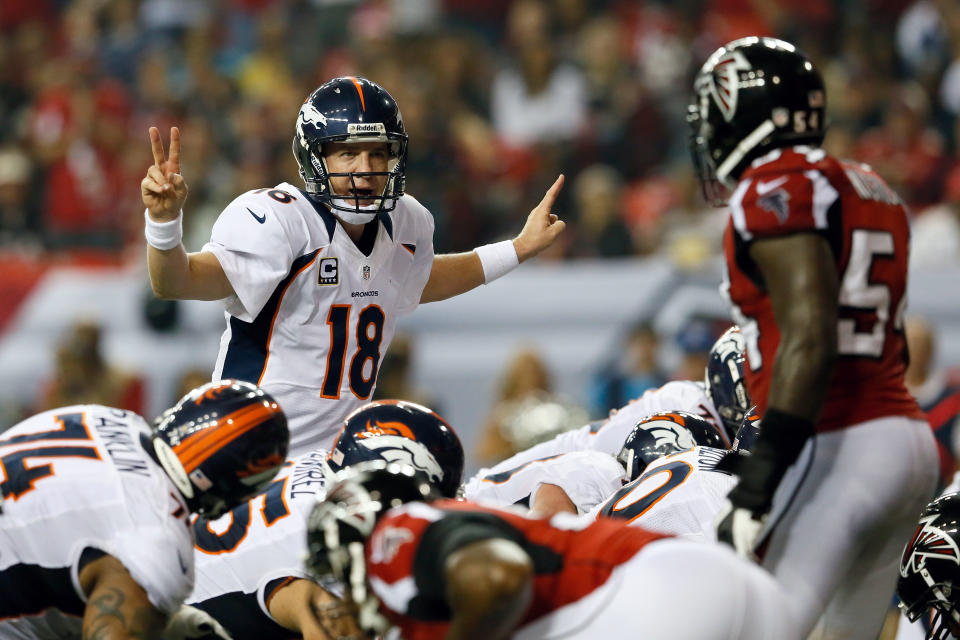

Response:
(142, 77), (566, 457)
(203, 183), (434, 455)
(0, 381), (288, 640)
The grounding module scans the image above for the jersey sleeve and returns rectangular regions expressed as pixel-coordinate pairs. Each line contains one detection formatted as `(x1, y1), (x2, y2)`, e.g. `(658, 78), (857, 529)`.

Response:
(394, 195), (436, 316)
(530, 451), (625, 514)
(729, 168), (838, 242)
(464, 450), (616, 509)
(201, 189), (304, 322)
(108, 521), (194, 614)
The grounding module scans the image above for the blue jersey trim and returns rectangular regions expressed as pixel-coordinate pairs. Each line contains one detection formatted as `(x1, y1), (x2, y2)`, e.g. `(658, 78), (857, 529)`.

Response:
(221, 250), (320, 383)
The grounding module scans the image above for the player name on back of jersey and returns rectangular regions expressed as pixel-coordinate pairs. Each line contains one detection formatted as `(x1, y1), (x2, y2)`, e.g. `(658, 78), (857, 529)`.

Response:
(93, 409), (152, 477)
(288, 450), (329, 500)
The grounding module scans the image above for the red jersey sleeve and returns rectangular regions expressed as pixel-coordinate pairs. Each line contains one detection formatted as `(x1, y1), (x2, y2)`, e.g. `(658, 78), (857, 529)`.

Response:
(729, 166), (838, 241)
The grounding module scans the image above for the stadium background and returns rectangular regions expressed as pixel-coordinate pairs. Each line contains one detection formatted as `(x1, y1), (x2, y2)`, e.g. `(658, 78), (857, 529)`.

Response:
(0, 0), (958, 474)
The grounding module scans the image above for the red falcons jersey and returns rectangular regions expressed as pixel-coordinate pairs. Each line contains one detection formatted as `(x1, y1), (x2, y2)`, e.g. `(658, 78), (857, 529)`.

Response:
(722, 146), (924, 432)
(365, 500), (669, 640)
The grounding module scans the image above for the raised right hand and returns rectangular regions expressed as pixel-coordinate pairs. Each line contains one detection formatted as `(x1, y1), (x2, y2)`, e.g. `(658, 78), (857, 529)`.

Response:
(141, 126), (188, 222)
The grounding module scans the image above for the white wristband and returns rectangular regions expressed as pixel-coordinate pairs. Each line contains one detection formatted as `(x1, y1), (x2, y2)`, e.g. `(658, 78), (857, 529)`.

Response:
(145, 209), (183, 250)
(475, 240), (519, 284)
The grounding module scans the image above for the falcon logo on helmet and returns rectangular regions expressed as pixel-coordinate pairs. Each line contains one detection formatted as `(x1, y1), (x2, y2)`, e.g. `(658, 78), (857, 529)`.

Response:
(704, 50), (752, 123)
(901, 514), (960, 577)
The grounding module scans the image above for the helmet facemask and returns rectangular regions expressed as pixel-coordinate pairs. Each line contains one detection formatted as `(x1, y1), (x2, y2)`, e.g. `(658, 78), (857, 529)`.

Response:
(294, 131), (408, 225)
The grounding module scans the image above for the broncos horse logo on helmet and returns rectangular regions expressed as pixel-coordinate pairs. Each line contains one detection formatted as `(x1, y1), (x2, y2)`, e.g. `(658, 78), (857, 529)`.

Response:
(326, 400), (464, 498)
(617, 411), (729, 482)
(151, 380), (289, 518)
(688, 37), (826, 205)
(292, 76), (408, 223)
(898, 492), (960, 639)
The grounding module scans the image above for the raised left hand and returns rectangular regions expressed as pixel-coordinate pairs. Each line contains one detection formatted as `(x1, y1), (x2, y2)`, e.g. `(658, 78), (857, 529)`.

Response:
(513, 175), (566, 262)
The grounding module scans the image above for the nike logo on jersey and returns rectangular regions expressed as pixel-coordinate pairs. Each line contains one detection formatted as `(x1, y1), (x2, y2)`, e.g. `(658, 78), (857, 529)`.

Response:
(246, 208), (266, 224)
(755, 177), (789, 195)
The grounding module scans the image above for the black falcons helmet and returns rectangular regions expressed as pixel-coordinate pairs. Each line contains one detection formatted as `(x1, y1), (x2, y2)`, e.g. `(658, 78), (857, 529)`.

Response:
(705, 326), (749, 441)
(617, 411), (728, 482)
(292, 76), (408, 219)
(152, 380), (289, 518)
(326, 400), (464, 498)
(306, 461), (438, 636)
(689, 37), (826, 205)
(898, 493), (960, 639)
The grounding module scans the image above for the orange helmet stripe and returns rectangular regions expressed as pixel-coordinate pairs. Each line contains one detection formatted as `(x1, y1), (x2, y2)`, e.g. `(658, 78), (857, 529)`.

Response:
(174, 403), (281, 473)
(348, 76), (366, 112)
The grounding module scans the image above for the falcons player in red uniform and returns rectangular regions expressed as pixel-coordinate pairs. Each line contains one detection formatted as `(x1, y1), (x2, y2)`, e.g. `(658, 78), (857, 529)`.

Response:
(305, 463), (797, 640)
(689, 37), (939, 638)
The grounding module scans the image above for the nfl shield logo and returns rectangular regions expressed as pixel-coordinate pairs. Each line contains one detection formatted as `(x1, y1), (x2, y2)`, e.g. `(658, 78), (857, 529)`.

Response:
(362, 265), (371, 280)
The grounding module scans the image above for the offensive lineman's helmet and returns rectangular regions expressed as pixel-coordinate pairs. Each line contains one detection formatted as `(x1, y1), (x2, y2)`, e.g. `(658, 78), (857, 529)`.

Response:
(688, 37), (826, 204)
(326, 400), (464, 498)
(292, 76), (408, 223)
(152, 380), (289, 518)
(617, 411), (728, 482)
(306, 461), (438, 636)
(732, 407), (762, 453)
(705, 326), (749, 441)
(898, 493), (960, 639)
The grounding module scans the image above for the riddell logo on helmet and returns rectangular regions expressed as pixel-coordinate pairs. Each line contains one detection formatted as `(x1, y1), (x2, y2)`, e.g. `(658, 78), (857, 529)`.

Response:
(357, 420), (417, 441)
(348, 123), (386, 135)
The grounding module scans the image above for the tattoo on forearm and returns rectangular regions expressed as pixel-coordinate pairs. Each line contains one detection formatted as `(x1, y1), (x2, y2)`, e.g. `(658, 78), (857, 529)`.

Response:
(83, 588), (160, 640)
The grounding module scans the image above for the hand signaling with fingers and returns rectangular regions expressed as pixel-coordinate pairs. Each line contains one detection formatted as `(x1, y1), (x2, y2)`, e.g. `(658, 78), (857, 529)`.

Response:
(513, 174), (567, 262)
(142, 126), (188, 222)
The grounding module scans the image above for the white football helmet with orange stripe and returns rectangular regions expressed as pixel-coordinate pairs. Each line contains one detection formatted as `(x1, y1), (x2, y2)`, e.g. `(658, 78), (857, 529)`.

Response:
(151, 380), (289, 518)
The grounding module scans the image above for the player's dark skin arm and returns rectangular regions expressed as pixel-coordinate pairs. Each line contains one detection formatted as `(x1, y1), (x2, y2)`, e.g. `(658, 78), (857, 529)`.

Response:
(78, 555), (167, 640)
(749, 232), (839, 421)
(444, 538), (534, 640)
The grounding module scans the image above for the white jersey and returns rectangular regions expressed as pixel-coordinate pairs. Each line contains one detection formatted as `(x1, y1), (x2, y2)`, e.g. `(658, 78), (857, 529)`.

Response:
(0, 406), (194, 639)
(586, 446), (736, 541)
(187, 449), (329, 639)
(204, 184), (435, 456)
(464, 450), (624, 514)
(470, 380), (724, 493)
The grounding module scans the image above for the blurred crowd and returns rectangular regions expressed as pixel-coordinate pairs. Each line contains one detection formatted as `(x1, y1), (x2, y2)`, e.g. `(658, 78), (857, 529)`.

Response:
(1, 0), (959, 265)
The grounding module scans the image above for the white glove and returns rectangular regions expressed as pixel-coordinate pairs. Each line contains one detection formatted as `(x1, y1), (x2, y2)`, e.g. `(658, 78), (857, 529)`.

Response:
(714, 499), (767, 562)
(163, 605), (233, 640)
